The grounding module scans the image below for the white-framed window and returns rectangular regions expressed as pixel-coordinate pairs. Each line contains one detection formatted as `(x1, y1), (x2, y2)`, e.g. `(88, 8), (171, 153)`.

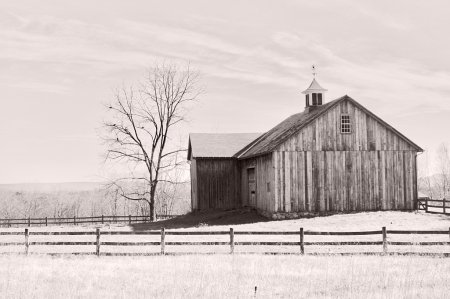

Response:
(341, 114), (351, 133)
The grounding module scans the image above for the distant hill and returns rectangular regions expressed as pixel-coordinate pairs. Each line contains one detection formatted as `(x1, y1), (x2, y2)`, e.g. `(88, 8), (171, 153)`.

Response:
(0, 182), (106, 192)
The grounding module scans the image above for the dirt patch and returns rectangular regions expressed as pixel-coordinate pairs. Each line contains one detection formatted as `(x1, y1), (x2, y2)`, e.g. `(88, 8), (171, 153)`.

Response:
(131, 208), (270, 231)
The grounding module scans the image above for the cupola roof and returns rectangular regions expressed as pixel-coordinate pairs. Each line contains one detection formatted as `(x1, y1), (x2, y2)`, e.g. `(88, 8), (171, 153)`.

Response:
(302, 78), (327, 94)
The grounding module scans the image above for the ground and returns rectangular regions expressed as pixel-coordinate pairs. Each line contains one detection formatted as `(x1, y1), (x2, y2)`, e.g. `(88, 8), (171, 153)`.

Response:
(1, 210), (450, 298)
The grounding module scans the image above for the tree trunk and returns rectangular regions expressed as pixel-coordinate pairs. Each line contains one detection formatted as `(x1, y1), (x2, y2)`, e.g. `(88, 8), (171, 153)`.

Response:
(149, 196), (156, 222)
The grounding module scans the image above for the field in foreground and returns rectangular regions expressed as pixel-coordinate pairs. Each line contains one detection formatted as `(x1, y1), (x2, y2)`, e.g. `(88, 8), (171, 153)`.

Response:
(0, 254), (449, 299)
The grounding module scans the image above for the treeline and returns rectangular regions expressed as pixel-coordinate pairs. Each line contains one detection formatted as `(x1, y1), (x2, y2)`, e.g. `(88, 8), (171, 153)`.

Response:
(0, 187), (190, 220)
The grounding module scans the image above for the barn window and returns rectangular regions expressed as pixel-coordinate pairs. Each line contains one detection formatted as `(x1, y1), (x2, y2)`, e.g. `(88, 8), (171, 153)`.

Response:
(341, 114), (351, 133)
(312, 93), (317, 105)
(318, 93), (322, 105)
(305, 94), (309, 106)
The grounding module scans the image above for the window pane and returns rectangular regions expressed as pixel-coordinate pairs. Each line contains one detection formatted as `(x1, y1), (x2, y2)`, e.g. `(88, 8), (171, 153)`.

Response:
(340, 114), (351, 133)
(318, 93), (322, 105)
(312, 93), (317, 105)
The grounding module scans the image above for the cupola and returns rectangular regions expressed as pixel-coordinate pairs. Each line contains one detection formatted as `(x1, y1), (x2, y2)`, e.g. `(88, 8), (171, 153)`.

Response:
(302, 66), (327, 112)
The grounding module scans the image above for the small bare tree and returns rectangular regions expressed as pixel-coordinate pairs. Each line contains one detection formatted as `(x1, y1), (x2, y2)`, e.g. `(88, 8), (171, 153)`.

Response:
(435, 142), (450, 199)
(101, 61), (201, 221)
(418, 151), (436, 199)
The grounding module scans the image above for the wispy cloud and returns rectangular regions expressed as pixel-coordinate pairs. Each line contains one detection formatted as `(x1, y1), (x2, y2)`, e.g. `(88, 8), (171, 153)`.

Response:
(2, 81), (71, 94)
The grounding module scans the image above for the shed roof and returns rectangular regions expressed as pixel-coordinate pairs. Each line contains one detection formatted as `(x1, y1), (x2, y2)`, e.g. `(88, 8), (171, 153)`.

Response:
(237, 95), (423, 159)
(188, 133), (263, 160)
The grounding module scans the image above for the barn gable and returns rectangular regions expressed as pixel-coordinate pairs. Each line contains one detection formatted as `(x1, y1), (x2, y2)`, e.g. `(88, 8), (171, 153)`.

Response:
(276, 96), (423, 153)
(238, 95), (423, 159)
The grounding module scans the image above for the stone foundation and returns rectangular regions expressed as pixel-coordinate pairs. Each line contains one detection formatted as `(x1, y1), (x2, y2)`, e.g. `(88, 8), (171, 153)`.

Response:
(259, 210), (345, 220)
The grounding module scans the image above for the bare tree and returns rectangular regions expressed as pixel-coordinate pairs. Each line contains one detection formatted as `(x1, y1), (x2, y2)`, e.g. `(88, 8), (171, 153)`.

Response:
(435, 142), (450, 199)
(418, 151), (436, 199)
(100, 61), (201, 221)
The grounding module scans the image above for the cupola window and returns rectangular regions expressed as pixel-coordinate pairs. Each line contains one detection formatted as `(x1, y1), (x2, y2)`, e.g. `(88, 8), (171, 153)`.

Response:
(312, 93), (317, 105)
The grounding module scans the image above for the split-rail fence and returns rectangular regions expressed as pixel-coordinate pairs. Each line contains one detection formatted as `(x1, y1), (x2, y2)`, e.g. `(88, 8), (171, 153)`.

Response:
(418, 198), (449, 214)
(0, 214), (179, 227)
(1, 227), (449, 256)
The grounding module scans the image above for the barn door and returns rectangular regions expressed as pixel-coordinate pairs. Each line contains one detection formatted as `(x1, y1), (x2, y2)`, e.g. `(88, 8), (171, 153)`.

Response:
(248, 168), (256, 207)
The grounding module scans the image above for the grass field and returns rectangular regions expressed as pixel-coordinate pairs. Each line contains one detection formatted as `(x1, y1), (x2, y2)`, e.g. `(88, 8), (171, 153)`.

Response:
(1, 211), (450, 298)
(1, 254), (449, 298)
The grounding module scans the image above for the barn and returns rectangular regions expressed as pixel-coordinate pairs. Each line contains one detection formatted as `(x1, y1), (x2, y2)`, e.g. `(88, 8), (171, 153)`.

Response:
(188, 78), (423, 217)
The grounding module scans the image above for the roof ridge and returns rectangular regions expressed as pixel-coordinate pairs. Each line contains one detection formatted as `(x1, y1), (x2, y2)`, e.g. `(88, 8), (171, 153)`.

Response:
(239, 96), (347, 159)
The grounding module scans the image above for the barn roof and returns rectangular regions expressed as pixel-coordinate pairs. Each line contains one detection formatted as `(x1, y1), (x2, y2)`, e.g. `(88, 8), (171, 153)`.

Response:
(237, 95), (423, 159)
(188, 133), (263, 160)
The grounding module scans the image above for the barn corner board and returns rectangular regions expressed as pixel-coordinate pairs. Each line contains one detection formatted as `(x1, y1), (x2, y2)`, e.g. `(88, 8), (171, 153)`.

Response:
(188, 77), (423, 216)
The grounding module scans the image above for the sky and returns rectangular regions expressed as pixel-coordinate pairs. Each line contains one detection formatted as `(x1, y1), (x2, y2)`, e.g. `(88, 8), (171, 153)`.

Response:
(0, 0), (449, 184)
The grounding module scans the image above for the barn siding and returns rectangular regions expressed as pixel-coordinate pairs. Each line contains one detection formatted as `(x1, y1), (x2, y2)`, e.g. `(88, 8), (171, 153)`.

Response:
(195, 158), (240, 210)
(190, 159), (198, 210)
(239, 154), (274, 212)
(272, 150), (417, 213)
(271, 99), (418, 213)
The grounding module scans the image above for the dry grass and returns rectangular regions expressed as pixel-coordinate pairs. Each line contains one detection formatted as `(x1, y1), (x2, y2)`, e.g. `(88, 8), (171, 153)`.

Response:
(0, 254), (449, 298)
(1, 212), (450, 298)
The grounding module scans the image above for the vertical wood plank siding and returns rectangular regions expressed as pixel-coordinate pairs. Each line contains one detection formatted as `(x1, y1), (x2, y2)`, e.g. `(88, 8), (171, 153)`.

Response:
(195, 159), (240, 210)
(190, 159), (198, 210)
(239, 154), (274, 212)
(269, 99), (418, 213)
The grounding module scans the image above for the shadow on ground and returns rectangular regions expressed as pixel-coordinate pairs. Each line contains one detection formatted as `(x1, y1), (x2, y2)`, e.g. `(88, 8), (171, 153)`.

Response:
(130, 208), (270, 231)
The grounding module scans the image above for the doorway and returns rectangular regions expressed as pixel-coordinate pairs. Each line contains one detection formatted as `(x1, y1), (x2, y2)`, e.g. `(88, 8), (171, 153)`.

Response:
(247, 168), (256, 207)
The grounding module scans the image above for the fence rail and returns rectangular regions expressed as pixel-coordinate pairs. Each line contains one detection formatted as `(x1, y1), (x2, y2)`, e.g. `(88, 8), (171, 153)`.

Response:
(0, 227), (449, 256)
(0, 214), (179, 227)
(418, 198), (449, 214)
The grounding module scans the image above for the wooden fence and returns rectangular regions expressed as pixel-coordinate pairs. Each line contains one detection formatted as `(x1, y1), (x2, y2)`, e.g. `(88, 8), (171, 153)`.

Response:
(0, 227), (449, 256)
(0, 214), (179, 227)
(418, 199), (449, 214)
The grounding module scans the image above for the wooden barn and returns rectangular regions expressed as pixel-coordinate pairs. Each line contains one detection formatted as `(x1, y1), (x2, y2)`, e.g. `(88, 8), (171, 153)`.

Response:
(188, 78), (423, 216)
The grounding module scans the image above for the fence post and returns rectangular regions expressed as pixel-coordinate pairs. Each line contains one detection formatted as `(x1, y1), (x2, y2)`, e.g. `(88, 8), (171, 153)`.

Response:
(96, 228), (101, 257)
(129, 215), (132, 225)
(161, 228), (165, 255)
(45, 217), (48, 227)
(28, 216), (31, 227)
(382, 227), (387, 255)
(74, 216), (76, 226)
(230, 228), (234, 254)
(425, 199), (428, 213)
(300, 228), (304, 255)
(25, 228), (29, 255)
(444, 198), (446, 214)
(101, 215), (104, 224)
